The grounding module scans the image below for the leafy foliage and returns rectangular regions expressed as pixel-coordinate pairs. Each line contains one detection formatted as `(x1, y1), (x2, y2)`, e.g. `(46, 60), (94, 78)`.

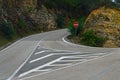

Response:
(0, 21), (15, 39)
(18, 19), (26, 29)
(68, 17), (86, 36)
(56, 14), (65, 28)
(45, 0), (116, 17)
(80, 29), (106, 47)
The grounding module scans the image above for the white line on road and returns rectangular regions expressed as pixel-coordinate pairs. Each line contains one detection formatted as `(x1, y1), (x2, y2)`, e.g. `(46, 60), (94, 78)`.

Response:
(19, 57), (64, 78)
(56, 56), (87, 62)
(7, 41), (42, 80)
(62, 34), (78, 46)
(35, 69), (51, 72)
(57, 60), (84, 62)
(20, 52), (112, 80)
(34, 51), (45, 55)
(29, 54), (53, 63)
(51, 63), (72, 66)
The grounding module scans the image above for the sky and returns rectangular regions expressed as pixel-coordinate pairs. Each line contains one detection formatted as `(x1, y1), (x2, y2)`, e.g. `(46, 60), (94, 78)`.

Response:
(112, 0), (115, 2)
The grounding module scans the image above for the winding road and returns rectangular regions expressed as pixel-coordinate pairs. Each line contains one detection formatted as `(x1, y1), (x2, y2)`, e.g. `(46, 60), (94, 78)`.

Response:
(0, 29), (119, 80)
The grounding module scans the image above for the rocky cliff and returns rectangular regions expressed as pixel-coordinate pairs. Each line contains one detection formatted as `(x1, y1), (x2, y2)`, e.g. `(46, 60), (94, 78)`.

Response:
(0, 0), (56, 35)
(84, 7), (120, 48)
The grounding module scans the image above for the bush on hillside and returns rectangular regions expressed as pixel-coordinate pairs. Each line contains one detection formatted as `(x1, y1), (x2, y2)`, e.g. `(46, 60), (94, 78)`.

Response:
(18, 19), (26, 29)
(0, 21), (15, 39)
(56, 14), (65, 28)
(68, 17), (86, 36)
(80, 29), (106, 47)
(45, 0), (116, 17)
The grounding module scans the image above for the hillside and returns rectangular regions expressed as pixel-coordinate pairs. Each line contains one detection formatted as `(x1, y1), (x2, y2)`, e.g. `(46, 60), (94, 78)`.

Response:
(0, 0), (119, 48)
(0, 0), (57, 47)
(84, 7), (120, 48)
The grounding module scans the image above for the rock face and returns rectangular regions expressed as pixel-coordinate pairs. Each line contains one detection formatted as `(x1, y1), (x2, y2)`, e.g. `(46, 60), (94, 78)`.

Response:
(84, 7), (120, 48)
(0, 0), (37, 9)
(0, 0), (56, 34)
(30, 6), (57, 31)
(22, 0), (37, 9)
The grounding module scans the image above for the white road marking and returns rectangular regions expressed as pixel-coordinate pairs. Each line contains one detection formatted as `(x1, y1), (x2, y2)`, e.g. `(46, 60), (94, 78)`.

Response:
(56, 56), (86, 62)
(7, 41), (42, 80)
(62, 34), (91, 47)
(62, 34), (78, 46)
(34, 51), (45, 55)
(51, 63), (72, 66)
(20, 52), (112, 80)
(52, 52), (83, 55)
(19, 57), (64, 78)
(35, 69), (51, 72)
(29, 54), (53, 63)
(58, 60), (84, 62)
(71, 56), (97, 59)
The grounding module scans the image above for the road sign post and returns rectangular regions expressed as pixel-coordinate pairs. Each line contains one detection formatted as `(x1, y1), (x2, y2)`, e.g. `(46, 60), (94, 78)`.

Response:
(73, 21), (79, 36)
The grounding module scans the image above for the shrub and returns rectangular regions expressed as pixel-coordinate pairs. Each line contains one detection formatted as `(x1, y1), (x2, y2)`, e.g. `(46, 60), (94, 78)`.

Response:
(56, 14), (65, 28)
(0, 21), (15, 39)
(80, 29), (106, 47)
(68, 17), (86, 36)
(68, 21), (78, 36)
(18, 19), (26, 29)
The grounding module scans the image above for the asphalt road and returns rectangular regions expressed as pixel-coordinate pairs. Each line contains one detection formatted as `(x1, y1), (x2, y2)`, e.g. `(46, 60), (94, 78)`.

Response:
(0, 29), (119, 80)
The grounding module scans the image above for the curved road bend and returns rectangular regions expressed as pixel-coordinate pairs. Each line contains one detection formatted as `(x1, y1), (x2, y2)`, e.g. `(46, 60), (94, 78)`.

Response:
(0, 29), (119, 80)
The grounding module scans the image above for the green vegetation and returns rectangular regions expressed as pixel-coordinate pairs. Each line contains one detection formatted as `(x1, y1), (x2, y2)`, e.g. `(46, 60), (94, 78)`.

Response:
(0, 21), (15, 39)
(56, 14), (65, 28)
(45, 0), (116, 17)
(0, 36), (10, 47)
(68, 17), (86, 36)
(67, 17), (106, 47)
(1, 0), (119, 48)
(18, 19), (26, 29)
(80, 29), (106, 47)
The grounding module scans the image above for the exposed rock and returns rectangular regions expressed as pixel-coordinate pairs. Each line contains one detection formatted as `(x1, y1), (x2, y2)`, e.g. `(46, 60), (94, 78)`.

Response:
(0, 0), (37, 9)
(103, 40), (118, 48)
(84, 7), (120, 48)
(22, 0), (37, 10)
(30, 5), (57, 30)
(0, 0), (57, 33)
